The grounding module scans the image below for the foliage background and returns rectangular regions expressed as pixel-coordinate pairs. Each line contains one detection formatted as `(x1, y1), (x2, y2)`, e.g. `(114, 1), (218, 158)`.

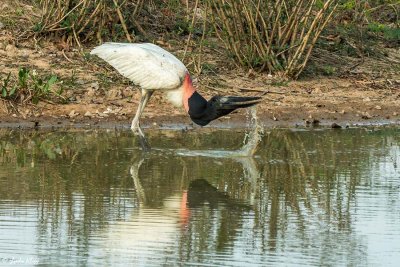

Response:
(10, 0), (400, 77)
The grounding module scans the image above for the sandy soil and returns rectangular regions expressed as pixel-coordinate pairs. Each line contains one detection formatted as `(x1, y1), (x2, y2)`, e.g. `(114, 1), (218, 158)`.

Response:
(0, 18), (399, 130)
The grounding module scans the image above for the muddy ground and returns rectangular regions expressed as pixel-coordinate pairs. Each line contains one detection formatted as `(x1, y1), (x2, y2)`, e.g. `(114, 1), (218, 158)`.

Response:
(1, 22), (399, 130)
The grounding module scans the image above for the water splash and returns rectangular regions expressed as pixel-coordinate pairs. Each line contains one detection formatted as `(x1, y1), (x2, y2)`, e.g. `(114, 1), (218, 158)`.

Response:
(239, 106), (264, 156)
(175, 106), (264, 158)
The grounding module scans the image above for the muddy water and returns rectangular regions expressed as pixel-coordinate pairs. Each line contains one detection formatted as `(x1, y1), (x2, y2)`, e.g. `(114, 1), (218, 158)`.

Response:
(0, 127), (399, 266)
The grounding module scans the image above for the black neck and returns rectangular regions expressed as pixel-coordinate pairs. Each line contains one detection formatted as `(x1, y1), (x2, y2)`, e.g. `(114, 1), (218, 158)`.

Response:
(188, 92), (210, 126)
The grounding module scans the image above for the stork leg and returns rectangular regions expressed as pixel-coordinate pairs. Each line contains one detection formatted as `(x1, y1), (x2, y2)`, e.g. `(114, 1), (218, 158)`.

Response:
(131, 90), (153, 151)
(131, 89), (154, 136)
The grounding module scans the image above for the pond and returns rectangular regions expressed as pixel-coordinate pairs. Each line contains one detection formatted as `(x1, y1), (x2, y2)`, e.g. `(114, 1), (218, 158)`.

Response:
(0, 127), (399, 266)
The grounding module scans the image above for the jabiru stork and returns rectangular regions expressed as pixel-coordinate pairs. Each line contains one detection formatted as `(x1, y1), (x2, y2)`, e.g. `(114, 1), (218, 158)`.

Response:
(90, 43), (261, 138)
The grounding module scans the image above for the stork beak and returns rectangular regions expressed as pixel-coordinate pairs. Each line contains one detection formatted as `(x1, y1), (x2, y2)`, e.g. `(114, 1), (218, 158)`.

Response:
(218, 96), (262, 110)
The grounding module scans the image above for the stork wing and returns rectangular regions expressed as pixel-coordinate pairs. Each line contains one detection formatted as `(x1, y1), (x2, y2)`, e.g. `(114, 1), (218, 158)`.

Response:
(90, 43), (188, 90)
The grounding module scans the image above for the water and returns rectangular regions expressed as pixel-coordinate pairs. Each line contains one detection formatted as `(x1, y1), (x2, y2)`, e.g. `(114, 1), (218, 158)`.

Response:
(0, 127), (399, 266)
(174, 106), (263, 158)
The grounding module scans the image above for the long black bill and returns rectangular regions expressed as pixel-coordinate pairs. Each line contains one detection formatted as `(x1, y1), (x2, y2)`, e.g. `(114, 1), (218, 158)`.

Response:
(216, 96), (262, 110)
(188, 92), (262, 126)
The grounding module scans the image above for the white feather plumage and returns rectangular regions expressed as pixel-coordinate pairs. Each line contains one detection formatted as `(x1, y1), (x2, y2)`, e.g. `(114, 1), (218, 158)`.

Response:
(91, 42), (193, 143)
(90, 42), (188, 90)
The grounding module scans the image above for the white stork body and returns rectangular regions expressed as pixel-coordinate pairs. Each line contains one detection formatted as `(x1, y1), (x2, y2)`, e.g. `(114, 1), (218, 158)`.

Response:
(91, 43), (261, 147)
(91, 43), (194, 137)
(91, 43), (186, 101)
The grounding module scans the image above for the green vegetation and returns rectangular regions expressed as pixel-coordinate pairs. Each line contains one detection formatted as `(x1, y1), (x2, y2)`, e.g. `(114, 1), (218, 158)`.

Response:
(1, 0), (399, 87)
(321, 0), (400, 58)
(28, 0), (397, 77)
(1, 67), (60, 104)
(33, 0), (145, 45)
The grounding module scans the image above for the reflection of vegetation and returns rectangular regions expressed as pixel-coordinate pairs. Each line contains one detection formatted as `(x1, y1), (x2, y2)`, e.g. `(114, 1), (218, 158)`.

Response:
(0, 128), (399, 265)
(177, 128), (399, 263)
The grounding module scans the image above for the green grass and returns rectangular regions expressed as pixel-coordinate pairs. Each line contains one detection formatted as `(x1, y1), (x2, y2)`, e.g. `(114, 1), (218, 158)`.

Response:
(1, 67), (61, 104)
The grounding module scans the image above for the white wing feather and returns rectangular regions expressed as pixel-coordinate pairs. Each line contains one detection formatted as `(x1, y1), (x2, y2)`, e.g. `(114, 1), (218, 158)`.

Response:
(90, 43), (188, 90)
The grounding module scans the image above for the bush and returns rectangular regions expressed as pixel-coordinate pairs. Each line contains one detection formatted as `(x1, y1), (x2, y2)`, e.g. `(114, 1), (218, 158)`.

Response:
(33, 0), (145, 45)
(207, 0), (338, 78)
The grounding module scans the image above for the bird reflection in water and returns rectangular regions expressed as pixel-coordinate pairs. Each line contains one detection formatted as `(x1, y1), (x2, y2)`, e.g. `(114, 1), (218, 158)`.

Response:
(102, 143), (260, 261)
(187, 179), (252, 211)
(130, 152), (258, 226)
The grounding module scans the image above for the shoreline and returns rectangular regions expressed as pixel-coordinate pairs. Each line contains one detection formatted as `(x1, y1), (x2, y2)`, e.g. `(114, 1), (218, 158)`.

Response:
(0, 113), (398, 130)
